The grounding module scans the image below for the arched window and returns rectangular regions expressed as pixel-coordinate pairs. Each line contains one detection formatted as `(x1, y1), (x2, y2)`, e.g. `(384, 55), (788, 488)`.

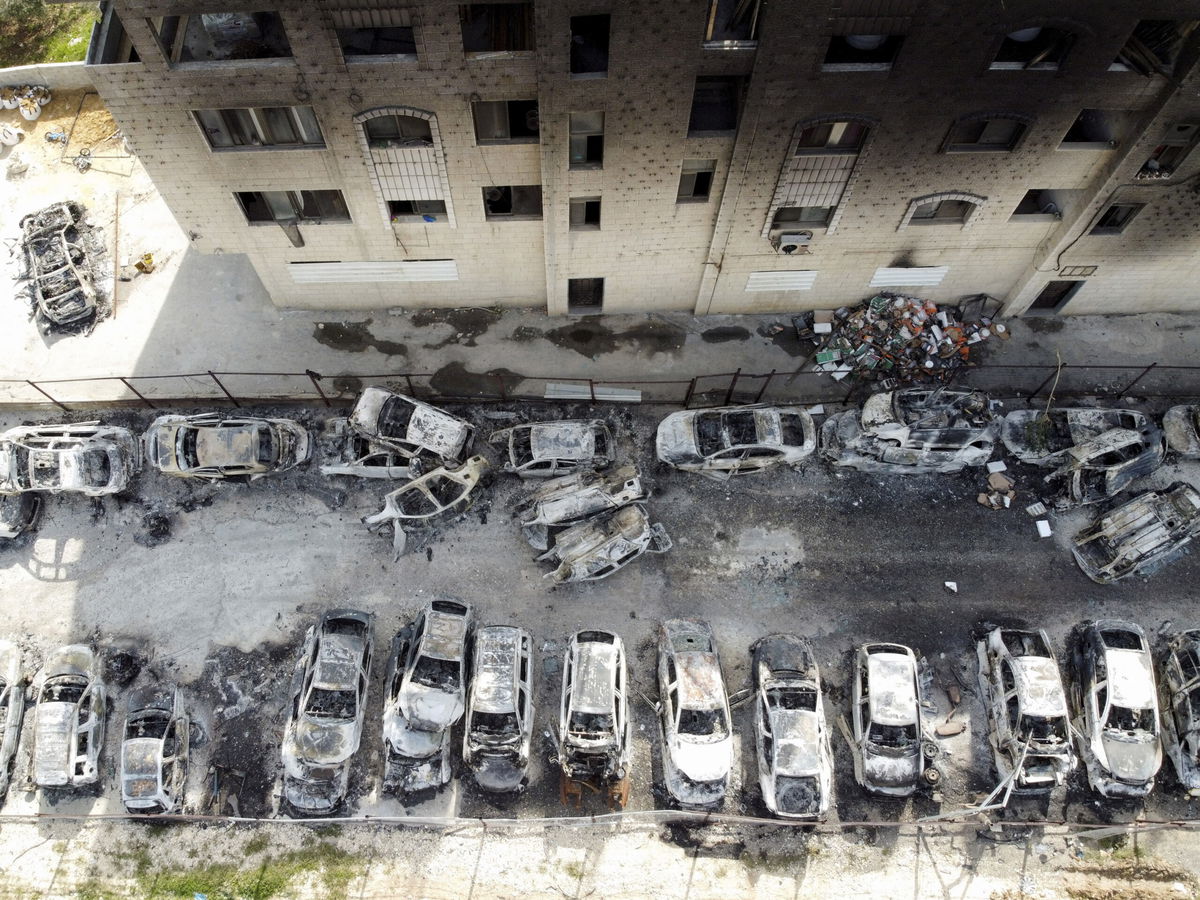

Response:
(900, 192), (986, 229)
(353, 106), (454, 228)
(363, 113), (433, 148)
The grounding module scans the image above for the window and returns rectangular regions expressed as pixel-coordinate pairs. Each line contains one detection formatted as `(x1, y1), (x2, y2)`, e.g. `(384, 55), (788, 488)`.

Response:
(1113, 21), (1197, 75)
(338, 26), (416, 57)
(796, 120), (868, 153)
(909, 198), (975, 224)
(688, 76), (741, 134)
(460, 3), (533, 53)
(1060, 265), (1097, 277)
(704, 0), (760, 45)
(823, 34), (903, 71)
(568, 277), (604, 314)
(570, 15), (609, 76)
(1138, 123), (1199, 178)
(1091, 203), (1143, 235)
(472, 99), (539, 143)
(90, 4), (140, 64)
(990, 27), (1074, 70)
(194, 106), (323, 149)
(944, 116), (1026, 152)
(569, 197), (602, 229)
(482, 185), (542, 219)
(1060, 109), (1118, 149)
(1011, 189), (1067, 220)
(235, 190), (350, 224)
(1026, 280), (1083, 314)
(569, 112), (604, 167)
(388, 199), (447, 221)
(677, 159), (716, 201)
(364, 114), (432, 148)
(773, 206), (834, 227)
(152, 12), (291, 63)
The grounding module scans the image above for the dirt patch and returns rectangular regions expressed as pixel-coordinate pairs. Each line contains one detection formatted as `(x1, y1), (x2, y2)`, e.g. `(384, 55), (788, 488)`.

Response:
(1026, 318), (1067, 334)
(543, 320), (686, 358)
(313, 320), (407, 357)
(701, 326), (751, 343)
(1064, 856), (1199, 899)
(411, 307), (501, 349)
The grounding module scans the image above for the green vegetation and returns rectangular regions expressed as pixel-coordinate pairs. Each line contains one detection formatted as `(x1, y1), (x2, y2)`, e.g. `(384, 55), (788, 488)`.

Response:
(0, 0), (95, 68)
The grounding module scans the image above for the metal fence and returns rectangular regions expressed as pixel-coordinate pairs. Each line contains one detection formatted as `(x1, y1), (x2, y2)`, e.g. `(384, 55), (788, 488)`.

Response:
(1, 362), (1198, 412)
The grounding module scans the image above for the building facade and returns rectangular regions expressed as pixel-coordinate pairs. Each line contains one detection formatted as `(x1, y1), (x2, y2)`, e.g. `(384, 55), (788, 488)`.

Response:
(83, 1), (1200, 316)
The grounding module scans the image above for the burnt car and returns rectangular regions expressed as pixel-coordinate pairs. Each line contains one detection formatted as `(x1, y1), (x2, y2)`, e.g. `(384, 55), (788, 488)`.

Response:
(538, 504), (672, 584)
(318, 417), (414, 480)
(751, 634), (833, 819)
(851, 643), (925, 796)
(556, 631), (631, 786)
(463, 625), (534, 792)
(1072, 482), (1200, 584)
(0, 642), (24, 796)
(1070, 621), (1161, 799)
(657, 620), (732, 809)
(362, 456), (490, 558)
(144, 413), (310, 480)
(976, 627), (1075, 792)
(1001, 407), (1161, 466)
(120, 686), (189, 814)
(0, 493), (40, 542)
(489, 420), (615, 479)
(820, 388), (997, 474)
(1164, 405), (1200, 457)
(382, 600), (473, 794)
(515, 465), (647, 551)
(0, 423), (139, 496)
(1042, 427), (1166, 506)
(33, 645), (105, 788)
(281, 610), (374, 813)
(1158, 630), (1200, 795)
(656, 405), (816, 480)
(349, 386), (473, 468)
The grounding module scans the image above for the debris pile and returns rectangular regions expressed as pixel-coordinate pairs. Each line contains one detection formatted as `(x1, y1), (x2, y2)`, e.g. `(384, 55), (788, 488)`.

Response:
(18, 202), (108, 334)
(797, 293), (1005, 385)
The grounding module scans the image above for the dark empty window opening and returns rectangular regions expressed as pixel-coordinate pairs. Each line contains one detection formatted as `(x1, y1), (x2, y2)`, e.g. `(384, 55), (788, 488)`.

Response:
(1113, 21), (1197, 76)
(689, 76), (741, 134)
(460, 3), (534, 53)
(1091, 203), (1143, 235)
(1011, 189), (1065, 220)
(570, 197), (602, 229)
(773, 206), (834, 227)
(569, 112), (604, 167)
(483, 185), (542, 219)
(570, 15), (610, 76)
(910, 198), (975, 224)
(991, 27), (1074, 70)
(677, 159), (716, 201)
(472, 99), (539, 143)
(90, 4), (140, 64)
(194, 106), (323, 149)
(236, 190), (350, 224)
(1061, 110), (1117, 148)
(796, 120), (868, 153)
(568, 277), (604, 314)
(823, 35), (903, 70)
(365, 114), (433, 148)
(704, 0), (760, 45)
(388, 199), (446, 221)
(1026, 280), (1083, 315)
(944, 117), (1026, 152)
(1138, 123), (1199, 178)
(152, 12), (291, 63)
(339, 26), (416, 57)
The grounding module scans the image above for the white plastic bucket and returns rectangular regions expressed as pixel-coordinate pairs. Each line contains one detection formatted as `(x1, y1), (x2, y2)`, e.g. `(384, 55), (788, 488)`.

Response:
(18, 102), (40, 122)
(0, 124), (21, 146)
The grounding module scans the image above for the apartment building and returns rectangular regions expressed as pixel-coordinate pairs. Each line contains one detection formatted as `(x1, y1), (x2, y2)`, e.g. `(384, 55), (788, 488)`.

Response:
(82, 1), (1200, 316)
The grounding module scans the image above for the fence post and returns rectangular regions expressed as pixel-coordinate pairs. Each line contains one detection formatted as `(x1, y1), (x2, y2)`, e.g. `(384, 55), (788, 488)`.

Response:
(754, 370), (776, 404)
(682, 377), (696, 408)
(589, 379), (596, 403)
(119, 377), (157, 410)
(27, 380), (69, 412)
(724, 369), (741, 406)
(208, 371), (240, 408)
(1029, 367), (1063, 400)
(1120, 363), (1156, 397)
(404, 375), (417, 397)
(305, 370), (331, 408)
(493, 373), (508, 402)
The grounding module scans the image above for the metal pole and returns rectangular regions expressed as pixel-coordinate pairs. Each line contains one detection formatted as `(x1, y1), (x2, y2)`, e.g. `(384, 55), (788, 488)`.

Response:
(724, 369), (741, 406)
(682, 377), (696, 408)
(589, 379), (596, 403)
(1120, 362), (1156, 397)
(405, 375), (416, 397)
(208, 371), (240, 408)
(119, 377), (157, 410)
(754, 370), (776, 404)
(305, 370), (331, 408)
(493, 373), (508, 402)
(1029, 367), (1062, 399)
(26, 381), (69, 412)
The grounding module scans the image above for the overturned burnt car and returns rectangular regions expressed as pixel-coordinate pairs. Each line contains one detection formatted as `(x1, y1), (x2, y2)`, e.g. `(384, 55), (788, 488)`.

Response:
(515, 465), (646, 551)
(463, 626), (534, 792)
(362, 455), (490, 558)
(820, 388), (997, 474)
(1072, 482), (1200, 584)
(1163, 405), (1200, 458)
(144, 414), (310, 481)
(1159, 630), (1200, 796)
(1070, 621), (1161, 799)
(349, 387), (473, 469)
(0, 423), (139, 497)
(976, 627), (1075, 793)
(319, 417), (414, 480)
(382, 600), (473, 794)
(657, 620), (733, 809)
(751, 634), (832, 819)
(281, 610), (374, 813)
(851, 642), (926, 796)
(489, 419), (614, 479)
(33, 645), (106, 788)
(0, 642), (24, 796)
(556, 631), (631, 788)
(120, 686), (189, 814)
(537, 503), (671, 584)
(656, 405), (815, 480)
(0, 493), (40, 542)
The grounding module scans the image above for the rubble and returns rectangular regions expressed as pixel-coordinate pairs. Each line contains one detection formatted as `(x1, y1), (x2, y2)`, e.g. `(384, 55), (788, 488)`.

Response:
(18, 202), (106, 333)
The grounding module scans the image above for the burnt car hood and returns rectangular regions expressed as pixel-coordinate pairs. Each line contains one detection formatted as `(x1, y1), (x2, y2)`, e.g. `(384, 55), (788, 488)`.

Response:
(290, 717), (361, 765)
(400, 684), (463, 733)
(670, 735), (732, 784)
(473, 754), (526, 792)
(1163, 406), (1200, 457)
(1100, 733), (1160, 784)
(864, 745), (920, 791)
(656, 414), (699, 465)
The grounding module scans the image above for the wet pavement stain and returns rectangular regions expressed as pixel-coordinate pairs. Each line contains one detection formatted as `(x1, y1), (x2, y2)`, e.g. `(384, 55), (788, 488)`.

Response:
(756, 322), (808, 358)
(701, 325), (751, 343)
(430, 361), (526, 399)
(331, 374), (364, 397)
(313, 319), (408, 357)
(543, 319), (686, 358)
(1025, 317), (1066, 334)
(411, 307), (502, 349)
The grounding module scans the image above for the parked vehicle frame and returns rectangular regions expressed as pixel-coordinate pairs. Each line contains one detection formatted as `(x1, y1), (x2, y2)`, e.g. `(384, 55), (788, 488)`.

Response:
(850, 642), (926, 796)
(1072, 482), (1200, 584)
(489, 419), (615, 479)
(144, 413), (310, 480)
(463, 625), (534, 792)
(120, 686), (189, 814)
(656, 405), (816, 480)
(349, 386), (473, 468)
(557, 631), (632, 784)
(0, 423), (139, 496)
(1158, 629), (1200, 796)
(33, 645), (105, 788)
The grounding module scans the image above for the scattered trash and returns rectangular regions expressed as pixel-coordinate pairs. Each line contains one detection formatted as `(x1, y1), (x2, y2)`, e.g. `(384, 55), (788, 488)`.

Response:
(1025, 501), (1048, 517)
(1036, 520), (1053, 538)
(986, 461), (1008, 474)
(935, 721), (967, 737)
(134, 252), (155, 274)
(944, 581), (958, 593)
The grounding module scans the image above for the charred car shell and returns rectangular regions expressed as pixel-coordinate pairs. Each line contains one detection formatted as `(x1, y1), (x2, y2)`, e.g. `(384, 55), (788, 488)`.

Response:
(1072, 482), (1200, 584)
(851, 643), (925, 796)
(463, 626), (534, 792)
(820, 389), (997, 474)
(557, 631), (631, 784)
(515, 465), (647, 551)
(976, 627), (1076, 792)
(362, 456), (490, 558)
(0, 423), (139, 496)
(1001, 408), (1159, 467)
(489, 420), (615, 479)
(1042, 427), (1165, 507)
(1164, 405), (1200, 457)
(752, 634), (833, 819)
(656, 405), (816, 479)
(0, 493), (40, 541)
(33, 644), (105, 788)
(319, 418), (414, 480)
(144, 414), (310, 480)
(120, 686), (189, 814)
(349, 387), (473, 467)
(0, 642), (24, 796)
(657, 620), (733, 809)
(1158, 630), (1200, 796)
(538, 503), (671, 584)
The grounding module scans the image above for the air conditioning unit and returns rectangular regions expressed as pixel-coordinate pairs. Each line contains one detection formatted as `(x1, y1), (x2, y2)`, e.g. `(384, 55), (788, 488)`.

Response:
(771, 231), (813, 254)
